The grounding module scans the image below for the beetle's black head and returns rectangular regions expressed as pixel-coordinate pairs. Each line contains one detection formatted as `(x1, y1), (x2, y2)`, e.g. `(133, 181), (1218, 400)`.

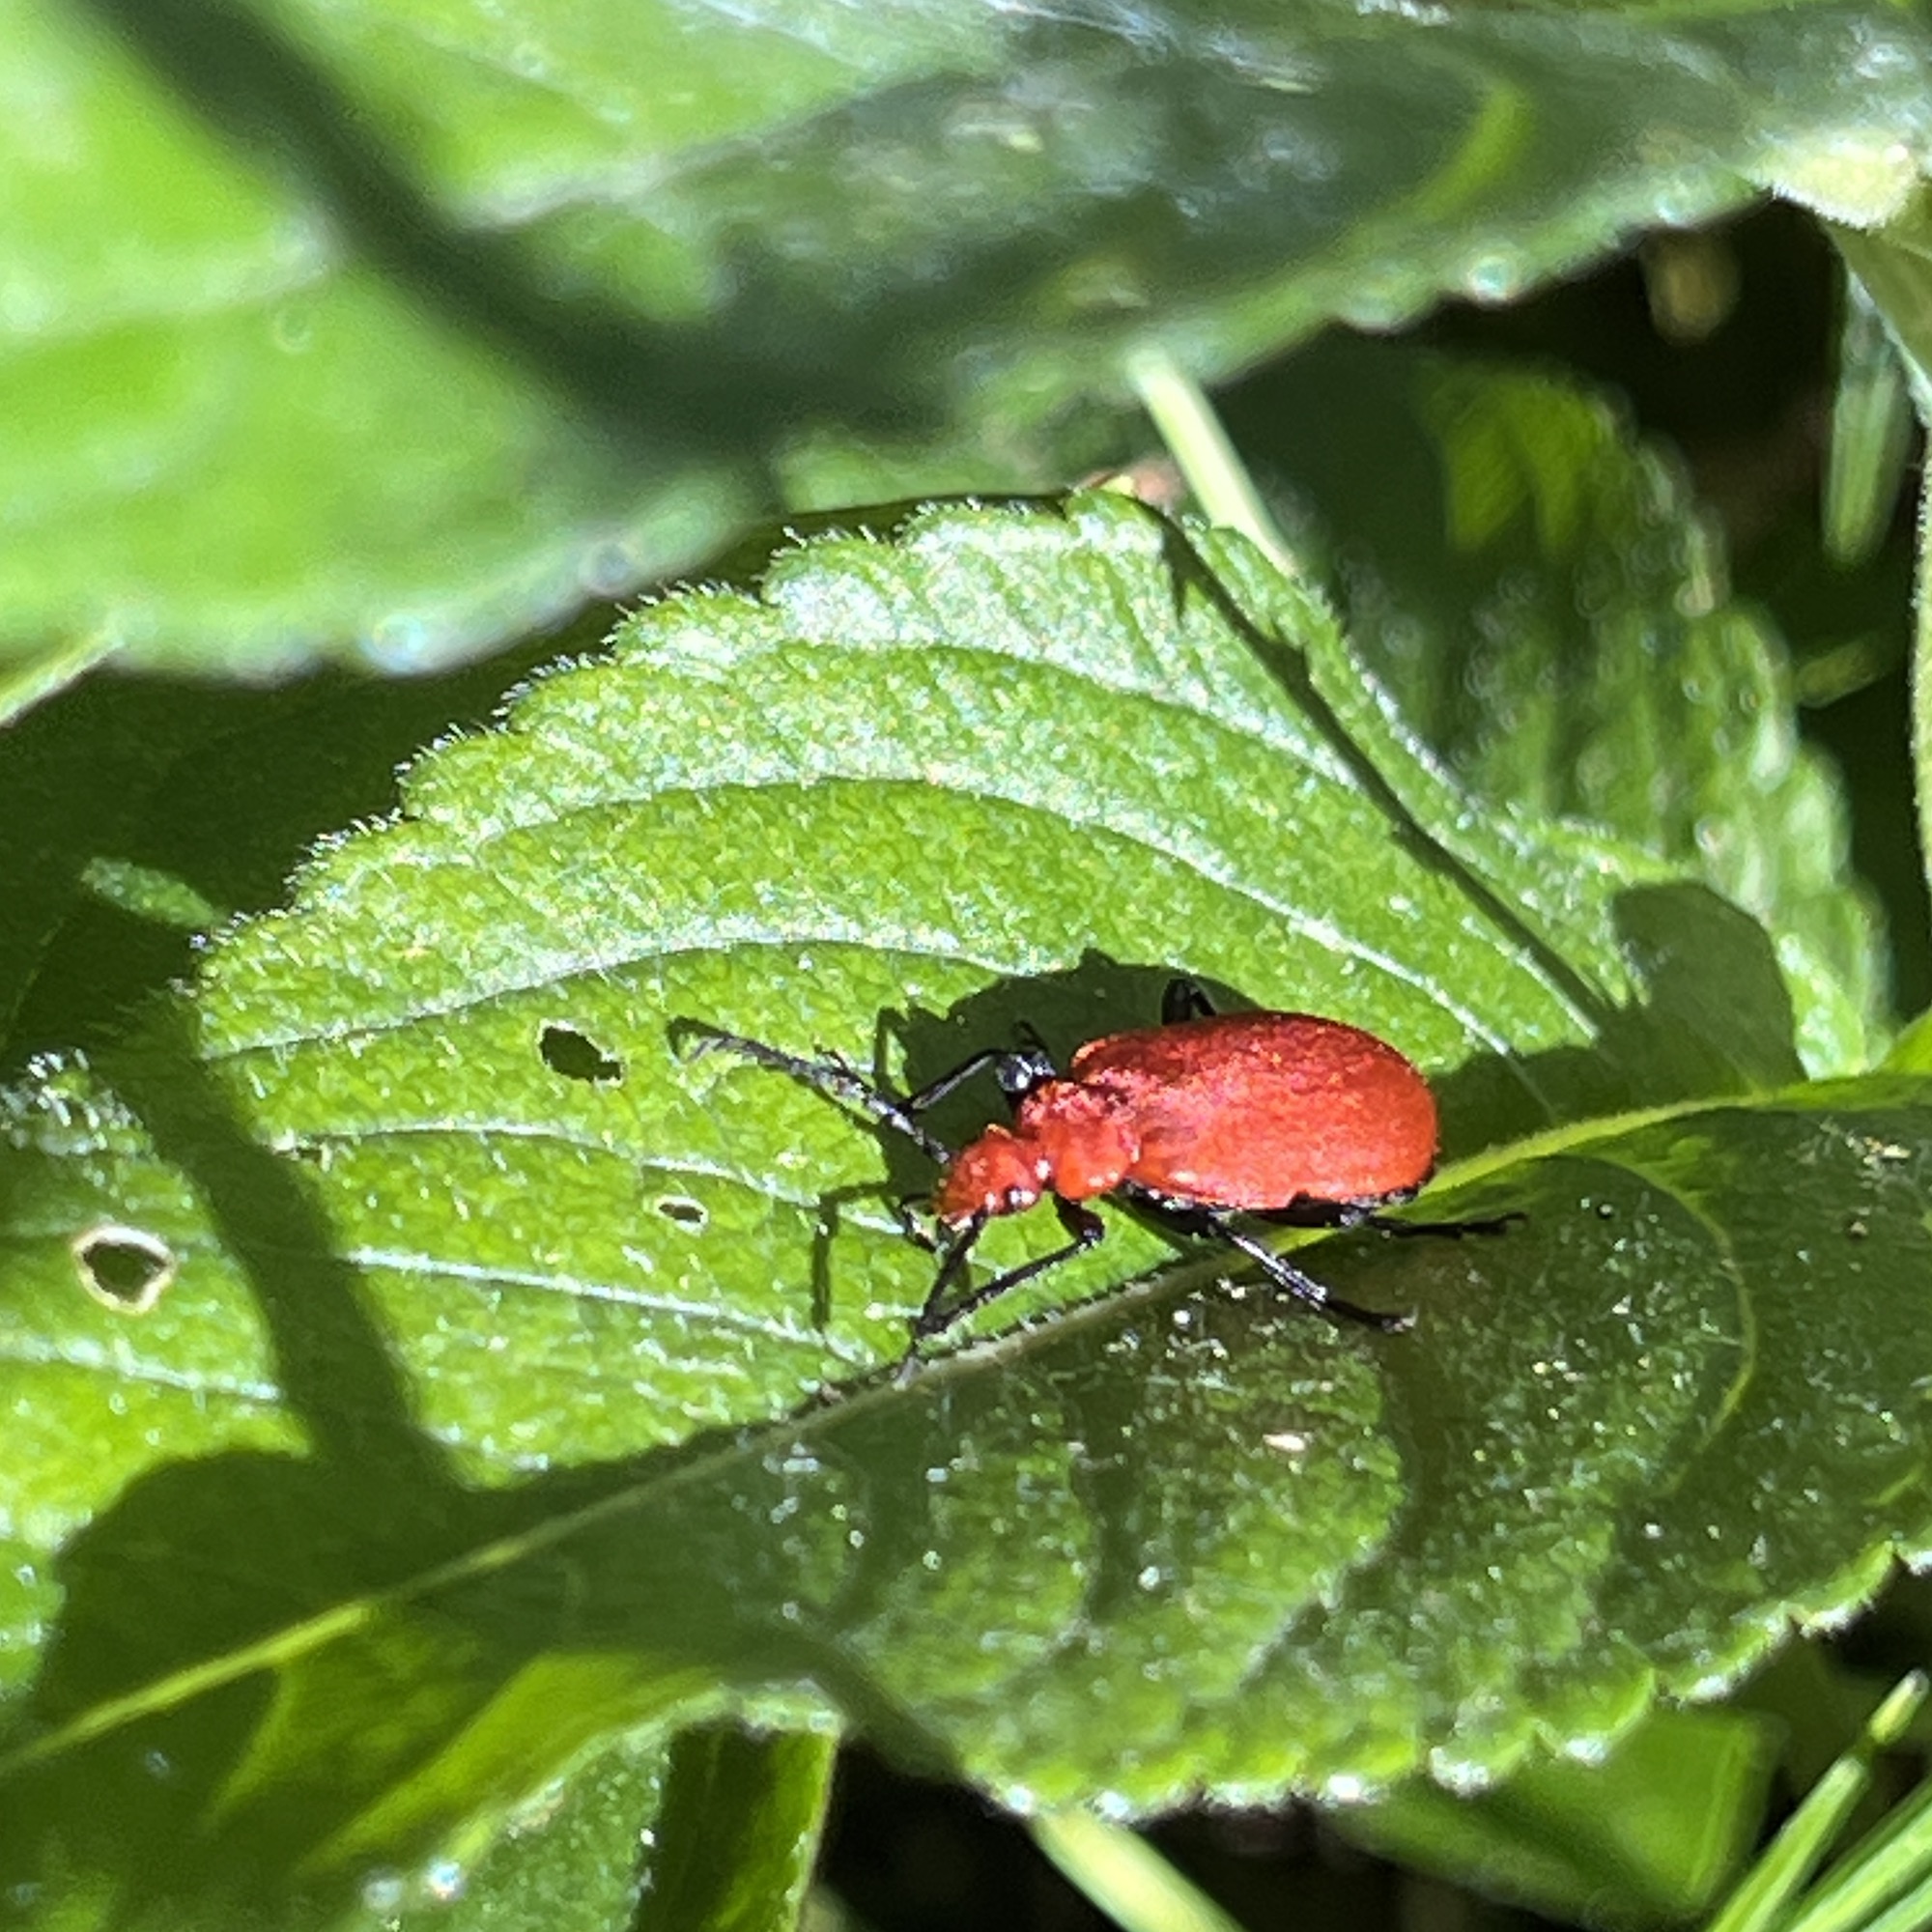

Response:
(994, 1044), (1057, 1103)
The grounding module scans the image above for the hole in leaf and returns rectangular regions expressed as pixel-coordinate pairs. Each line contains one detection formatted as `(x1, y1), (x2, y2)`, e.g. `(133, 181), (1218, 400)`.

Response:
(72, 1224), (176, 1314)
(657, 1196), (707, 1229)
(539, 1021), (623, 1085)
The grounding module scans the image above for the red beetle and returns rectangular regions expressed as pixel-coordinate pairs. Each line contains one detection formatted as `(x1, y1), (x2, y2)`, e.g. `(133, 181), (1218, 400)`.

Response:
(683, 979), (1510, 1354)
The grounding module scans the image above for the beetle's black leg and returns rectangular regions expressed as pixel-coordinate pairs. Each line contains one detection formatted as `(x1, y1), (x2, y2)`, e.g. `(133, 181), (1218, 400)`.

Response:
(1355, 1209), (1525, 1239)
(1249, 1193), (1414, 1230)
(905, 1196), (1107, 1354)
(1123, 1188), (1411, 1333)
(1207, 1216), (1413, 1332)
(908, 1211), (986, 1341)
(1254, 1197), (1523, 1241)
(895, 1194), (940, 1251)
(1160, 977), (1218, 1024)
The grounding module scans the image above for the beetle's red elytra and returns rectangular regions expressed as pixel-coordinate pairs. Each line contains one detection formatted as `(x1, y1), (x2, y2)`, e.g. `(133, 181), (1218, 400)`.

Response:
(679, 978), (1514, 1361)
(934, 1010), (1437, 1225)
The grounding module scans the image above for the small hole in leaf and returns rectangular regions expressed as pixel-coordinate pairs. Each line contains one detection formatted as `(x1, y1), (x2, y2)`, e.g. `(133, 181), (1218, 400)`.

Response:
(539, 1022), (623, 1085)
(72, 1224), (176, 1314)
(657, 1196), (707, 1229)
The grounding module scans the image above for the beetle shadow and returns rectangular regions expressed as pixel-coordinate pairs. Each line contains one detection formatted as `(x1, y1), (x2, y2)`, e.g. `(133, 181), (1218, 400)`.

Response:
(801, 1179), (913, 1333)
(876, 954), (1192, 1126)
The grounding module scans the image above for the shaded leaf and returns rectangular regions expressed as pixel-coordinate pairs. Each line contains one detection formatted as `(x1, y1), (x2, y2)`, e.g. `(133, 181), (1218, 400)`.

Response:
(384, 1731), (668, 1930)
(646, 1725), (836, 1932)
(0, 619), (593, 1077)
(1338, 1705), (1780, 1929)
(1252, 341), (1886, 1073)
(1826, 270), (1916, 570)
(9, 0), (1932, 671)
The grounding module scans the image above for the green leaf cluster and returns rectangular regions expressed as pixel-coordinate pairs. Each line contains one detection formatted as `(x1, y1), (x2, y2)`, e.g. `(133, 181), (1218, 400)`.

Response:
(5, 3), (1932, 1930)
(4, 0), (1932, 679)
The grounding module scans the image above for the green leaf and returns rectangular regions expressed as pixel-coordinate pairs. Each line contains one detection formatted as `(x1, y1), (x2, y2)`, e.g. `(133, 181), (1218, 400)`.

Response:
(384, 1730), (671, 1930)
(646, 1724), (837, 1932)
(1713, 1672), (1929, 1932)
(2, 497), (1928, 1927)
(1826, 271), (1915, 570)
(1249, 341), (1887, 1074)
(377, 1721), (834, 1932)
(10, 0), (1932, 673)
(1833, 213), (1932, 946)
(1337, 1705), (1779, 1927)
